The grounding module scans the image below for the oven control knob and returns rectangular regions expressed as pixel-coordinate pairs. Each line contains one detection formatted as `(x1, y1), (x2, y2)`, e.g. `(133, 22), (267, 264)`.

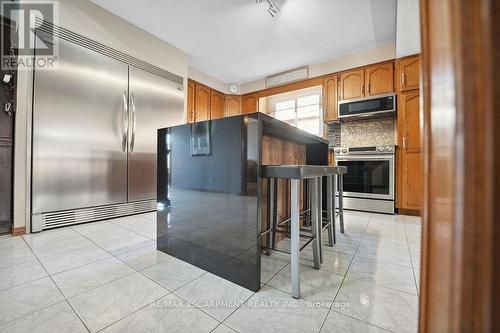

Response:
(334, 148), (341, 154)
(386, 146), (393, 152)
(342, 148), (348, 153)
(378, 146), (385, 152)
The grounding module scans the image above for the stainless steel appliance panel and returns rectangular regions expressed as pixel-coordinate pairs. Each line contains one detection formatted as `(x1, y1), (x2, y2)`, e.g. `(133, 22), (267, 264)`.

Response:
(32, 31), (129, 214)
(335, 196), (395, 214)
(338, 93), (396, 120)
(335, 154), (395, 201)
(128, 67), (184, 201)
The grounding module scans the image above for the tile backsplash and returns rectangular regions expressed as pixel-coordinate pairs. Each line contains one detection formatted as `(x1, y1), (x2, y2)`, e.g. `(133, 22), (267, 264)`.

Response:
(327, 117), (396, 148)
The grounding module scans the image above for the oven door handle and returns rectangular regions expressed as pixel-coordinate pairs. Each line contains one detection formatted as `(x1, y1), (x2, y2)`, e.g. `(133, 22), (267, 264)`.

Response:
(335, 155), (394, 161)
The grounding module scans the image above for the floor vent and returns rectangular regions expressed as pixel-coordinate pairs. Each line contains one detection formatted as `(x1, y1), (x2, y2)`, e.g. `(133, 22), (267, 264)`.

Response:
(32, 200), (156, 231)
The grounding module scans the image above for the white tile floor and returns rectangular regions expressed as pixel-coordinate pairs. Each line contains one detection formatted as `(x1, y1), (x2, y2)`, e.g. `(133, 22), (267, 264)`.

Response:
(0, 211), (421, 333)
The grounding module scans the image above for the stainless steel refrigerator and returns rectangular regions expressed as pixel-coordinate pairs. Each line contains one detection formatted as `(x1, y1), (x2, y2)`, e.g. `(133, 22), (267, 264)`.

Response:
(31, 26), (184, 232)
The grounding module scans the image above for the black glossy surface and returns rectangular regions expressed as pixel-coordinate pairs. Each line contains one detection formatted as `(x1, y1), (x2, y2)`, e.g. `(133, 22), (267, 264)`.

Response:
(157, 113), (328, 292)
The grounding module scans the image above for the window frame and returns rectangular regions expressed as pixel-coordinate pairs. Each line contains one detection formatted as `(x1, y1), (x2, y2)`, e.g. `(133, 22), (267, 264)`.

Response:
(266, 86), (324, 137)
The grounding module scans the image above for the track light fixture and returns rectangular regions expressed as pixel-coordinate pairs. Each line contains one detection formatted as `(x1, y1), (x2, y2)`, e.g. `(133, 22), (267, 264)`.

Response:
(256, 0), (279, 17)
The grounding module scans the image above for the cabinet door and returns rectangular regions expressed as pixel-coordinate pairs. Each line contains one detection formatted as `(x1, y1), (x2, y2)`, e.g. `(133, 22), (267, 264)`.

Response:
(339, 69), (365, 100)
(187, 80), (195, 123)
(194, 83), (210, 122)
(365, 62), (394, 96)
(328, 151), (335, 166)
(243, 94), (259, 114)
(210, 90), (225, 119)
(398, 91), (421, 210)
(323, 75), (338, 122)
(225, 95), (243, 116)
(397, 55), (420, 92)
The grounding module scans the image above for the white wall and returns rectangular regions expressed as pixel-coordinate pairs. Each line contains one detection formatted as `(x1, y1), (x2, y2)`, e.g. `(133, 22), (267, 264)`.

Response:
(188, 66), (232, 93)
(396, 0), (421, 58)
(240, 43), (396, 94)
(13, 0), (189, 231)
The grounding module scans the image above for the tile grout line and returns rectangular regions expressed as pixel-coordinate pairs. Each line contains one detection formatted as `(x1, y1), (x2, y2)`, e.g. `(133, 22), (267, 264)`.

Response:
(322, 213), (402, 333)
(402, 216), (420, 296)
(170, 272), (255, 328)
(2, 212), (417, 332)
(210, 323), (238, 333)
(72, 218), (255, 330)
(66, 222), (187, 332)
(2, 216), (218, 331)
(323, 213), (420, 333)
(328, 307), (399, 333)
(94, 291), (175, 333)
(72, 220), (230, 331)
(69, 229), (184, 332)
(318, 214), (372, 333)
(18, 234), (92, 333)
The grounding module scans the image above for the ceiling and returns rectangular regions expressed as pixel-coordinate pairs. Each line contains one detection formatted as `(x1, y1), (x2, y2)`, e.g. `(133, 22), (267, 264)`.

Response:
(89, 0), (396, 84)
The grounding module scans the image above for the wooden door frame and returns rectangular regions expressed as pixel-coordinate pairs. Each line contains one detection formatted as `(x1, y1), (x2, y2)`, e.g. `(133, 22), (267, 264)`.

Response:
(419, 0), (499, 332)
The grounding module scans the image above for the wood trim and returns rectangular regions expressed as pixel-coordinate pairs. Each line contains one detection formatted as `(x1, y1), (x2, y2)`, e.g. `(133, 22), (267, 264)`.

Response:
(419, 0), (499, 331)
(398, 208), (420, 217)
(11, 227), (25, 236)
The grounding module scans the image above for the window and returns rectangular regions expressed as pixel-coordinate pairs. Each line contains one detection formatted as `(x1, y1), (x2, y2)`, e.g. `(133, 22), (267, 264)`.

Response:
(264, 86), (323, 136)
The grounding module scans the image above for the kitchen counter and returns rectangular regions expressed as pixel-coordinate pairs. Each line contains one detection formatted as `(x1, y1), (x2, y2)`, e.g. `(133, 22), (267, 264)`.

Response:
(156, 112), (328, 291)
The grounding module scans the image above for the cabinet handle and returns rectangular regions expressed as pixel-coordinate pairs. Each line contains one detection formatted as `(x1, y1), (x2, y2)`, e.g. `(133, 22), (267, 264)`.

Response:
(401, 72), (406, 86)
(368, 83), (371, 95)
(362, 85), (365, 95)
(403, 137), (407, 149)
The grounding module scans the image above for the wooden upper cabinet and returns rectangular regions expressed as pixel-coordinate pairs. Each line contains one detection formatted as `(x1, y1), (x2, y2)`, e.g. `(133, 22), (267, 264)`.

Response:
(187, 80), (195, 123)
(401, 91), (421, 152)
(323, 75), (338, 122)
(397, 55), (420, 92)
(398, 90), (421, 210)
(243, 94), (259, 114)
(194, 83), (210, 122)
(210, 90), (225, 120)
(225, 95), (243, 116)
(365, 62), (394, 96)
(339, 69), (365, 100)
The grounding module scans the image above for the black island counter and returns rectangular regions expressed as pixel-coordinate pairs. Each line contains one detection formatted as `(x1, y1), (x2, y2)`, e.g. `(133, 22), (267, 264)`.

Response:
(157, 112), (328, 291)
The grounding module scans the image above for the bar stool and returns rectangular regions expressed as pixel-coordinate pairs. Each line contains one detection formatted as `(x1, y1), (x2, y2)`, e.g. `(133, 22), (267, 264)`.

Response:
(321, 166), (347, 257)
(261, 165), (327, 299)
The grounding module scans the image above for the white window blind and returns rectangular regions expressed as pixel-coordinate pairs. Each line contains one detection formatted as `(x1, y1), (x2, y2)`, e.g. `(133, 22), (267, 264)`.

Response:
(265, 86), (323, 136)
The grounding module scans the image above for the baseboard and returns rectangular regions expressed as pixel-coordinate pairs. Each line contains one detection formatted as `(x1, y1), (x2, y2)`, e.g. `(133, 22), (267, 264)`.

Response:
(11, 227), (26, 236)
(398, 208), (421, 216)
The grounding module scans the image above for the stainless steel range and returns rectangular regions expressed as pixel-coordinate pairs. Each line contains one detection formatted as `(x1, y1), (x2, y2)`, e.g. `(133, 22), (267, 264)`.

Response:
(334, 145), (395, 214)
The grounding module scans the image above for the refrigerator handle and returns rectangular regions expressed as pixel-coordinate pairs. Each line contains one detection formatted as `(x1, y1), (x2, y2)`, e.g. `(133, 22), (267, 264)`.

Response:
(129, 92), (137, 153)
(121, 91), (128, 152)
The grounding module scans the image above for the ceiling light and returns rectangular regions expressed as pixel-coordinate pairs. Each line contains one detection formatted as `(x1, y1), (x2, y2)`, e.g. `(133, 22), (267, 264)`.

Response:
(256, 0), (279, 18)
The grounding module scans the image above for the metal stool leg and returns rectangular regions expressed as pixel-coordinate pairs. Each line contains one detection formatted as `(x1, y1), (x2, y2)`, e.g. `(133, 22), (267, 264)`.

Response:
(267, 178), (274, 254)
(290, 179), (301, 299)
(310, 178), (321, 270)
(332, 174), (337, 243)
(327, 175), (335, 246)
(317, 177), (323, 263)
(271, 179), (278, 249)
(306, 178), (312, 227)
(339, 174), (345, 234)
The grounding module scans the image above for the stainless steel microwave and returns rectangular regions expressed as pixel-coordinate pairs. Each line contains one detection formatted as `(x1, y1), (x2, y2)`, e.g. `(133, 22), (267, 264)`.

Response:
(338, 93), (396, 120)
